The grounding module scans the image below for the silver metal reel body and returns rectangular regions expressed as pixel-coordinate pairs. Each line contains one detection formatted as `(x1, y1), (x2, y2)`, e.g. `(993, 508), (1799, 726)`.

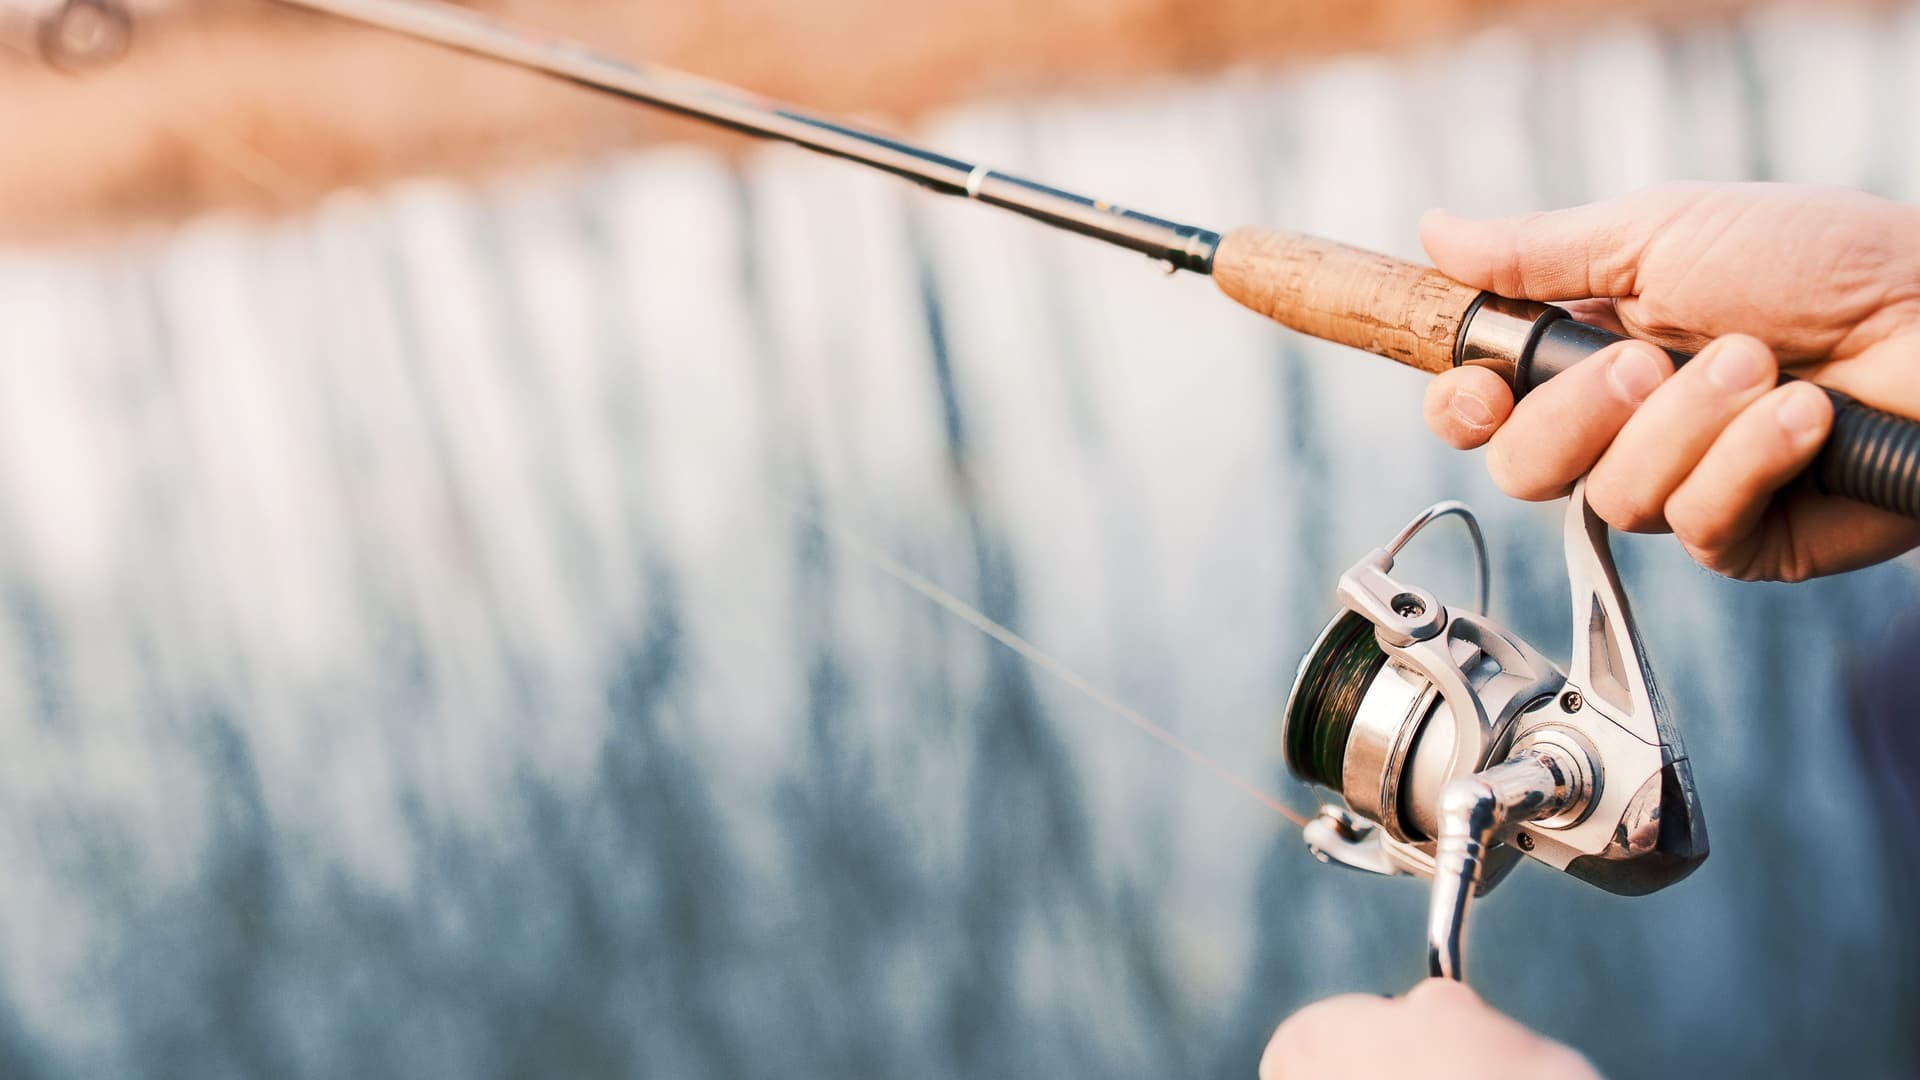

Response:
(1286, 479), (1708, 981)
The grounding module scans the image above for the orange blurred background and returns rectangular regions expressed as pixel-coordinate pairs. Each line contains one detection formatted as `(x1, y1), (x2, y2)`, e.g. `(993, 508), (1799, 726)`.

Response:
(0, 0), (1849, 244)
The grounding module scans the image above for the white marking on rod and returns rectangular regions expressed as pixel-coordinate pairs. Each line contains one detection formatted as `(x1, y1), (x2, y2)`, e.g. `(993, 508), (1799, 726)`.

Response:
(965, 165), (990, 199)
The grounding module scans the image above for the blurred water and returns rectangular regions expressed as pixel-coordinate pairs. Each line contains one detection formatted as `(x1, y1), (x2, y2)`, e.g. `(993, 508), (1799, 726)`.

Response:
(0, 5), (1917, 1077)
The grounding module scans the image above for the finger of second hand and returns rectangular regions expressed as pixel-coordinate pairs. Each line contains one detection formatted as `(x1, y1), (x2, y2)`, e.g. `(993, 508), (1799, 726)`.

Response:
(1261, 995), (1398, 1080)
(1665, 382), (1831, 580)
(1587, 334), (1778, 534)
(1484, 339), (1673, 501)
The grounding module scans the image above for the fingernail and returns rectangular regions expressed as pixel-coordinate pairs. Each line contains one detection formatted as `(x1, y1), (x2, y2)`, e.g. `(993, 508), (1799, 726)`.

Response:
(1777, 386), (1827, 437)
(1450, 389), (1495, 429)
(1607, 347), (1663, 403)
(1708, 338), (1769, 391)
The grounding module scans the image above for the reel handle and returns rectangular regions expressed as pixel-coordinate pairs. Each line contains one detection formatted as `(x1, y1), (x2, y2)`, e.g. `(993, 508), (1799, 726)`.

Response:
(1211, 225), (1920, 520)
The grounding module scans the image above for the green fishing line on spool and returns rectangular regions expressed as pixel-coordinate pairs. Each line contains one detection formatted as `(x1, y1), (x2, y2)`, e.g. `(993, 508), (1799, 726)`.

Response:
(1285, 611), (1389, 790)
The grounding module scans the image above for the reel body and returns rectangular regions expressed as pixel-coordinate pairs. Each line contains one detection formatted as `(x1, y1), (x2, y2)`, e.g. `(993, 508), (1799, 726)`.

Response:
(1283, 480), (1707, 980)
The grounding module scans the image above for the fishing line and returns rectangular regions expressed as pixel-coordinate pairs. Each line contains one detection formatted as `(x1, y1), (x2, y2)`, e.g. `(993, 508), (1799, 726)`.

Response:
(787, 500), (1309, 828)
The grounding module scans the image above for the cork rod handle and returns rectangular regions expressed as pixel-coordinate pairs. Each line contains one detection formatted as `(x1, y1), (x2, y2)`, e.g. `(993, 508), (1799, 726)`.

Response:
(1211, 226), (1484, 375)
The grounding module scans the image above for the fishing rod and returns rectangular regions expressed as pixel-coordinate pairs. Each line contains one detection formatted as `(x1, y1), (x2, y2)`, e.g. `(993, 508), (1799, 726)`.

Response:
(257, 0), (1889, 983)
(276, 0), (1920, 521)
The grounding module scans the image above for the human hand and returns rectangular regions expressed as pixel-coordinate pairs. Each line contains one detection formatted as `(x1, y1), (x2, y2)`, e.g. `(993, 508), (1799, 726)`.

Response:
(1260, 979), (1598, 1080)
(1419, 182), (1920, 582)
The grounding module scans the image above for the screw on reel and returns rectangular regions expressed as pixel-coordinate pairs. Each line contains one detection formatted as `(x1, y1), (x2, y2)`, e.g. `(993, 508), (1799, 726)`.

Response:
(1282, 479), (1708, 982)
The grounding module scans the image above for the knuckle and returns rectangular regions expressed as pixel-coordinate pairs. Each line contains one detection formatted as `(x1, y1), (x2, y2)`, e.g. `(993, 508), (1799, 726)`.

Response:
(1584, 224), (1640, 296)
(1669, 503), (1766, 581)
(1486, 440), (1568, 502)
(1665, 499), (1724, 555)
(1496, 218), (1538, 296)
(1588, 479), (1668, 534)
(1483, 442), (1534, 499)
(1624, 293), (1684, 338)
(1677, 536), (1752, 582)
(1769, 561), (1813, 585)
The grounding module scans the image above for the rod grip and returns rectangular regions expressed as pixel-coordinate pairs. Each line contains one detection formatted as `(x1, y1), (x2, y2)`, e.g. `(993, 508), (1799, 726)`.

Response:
(1214, 225), (1920, 521)
(1211, 226), (1482, 374)
(1529, 319), (1920, 518)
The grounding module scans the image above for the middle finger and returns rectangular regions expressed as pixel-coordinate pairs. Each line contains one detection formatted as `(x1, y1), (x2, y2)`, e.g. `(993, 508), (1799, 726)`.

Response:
(1587, 333), (1778, 533)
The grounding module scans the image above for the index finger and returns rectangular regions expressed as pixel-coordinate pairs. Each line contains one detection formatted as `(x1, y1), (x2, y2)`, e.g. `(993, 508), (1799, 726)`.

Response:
(1424, 366), (1516, 450)
(1484, 338), (1675, 501)
(1260, 994), (1397, 1080)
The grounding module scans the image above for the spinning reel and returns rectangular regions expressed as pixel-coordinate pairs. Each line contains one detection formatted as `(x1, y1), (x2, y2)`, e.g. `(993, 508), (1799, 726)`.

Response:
(1283, 479), (1708, 981)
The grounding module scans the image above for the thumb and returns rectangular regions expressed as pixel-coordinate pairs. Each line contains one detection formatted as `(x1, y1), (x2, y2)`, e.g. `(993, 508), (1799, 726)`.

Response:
(1419, 186), (1688, 302)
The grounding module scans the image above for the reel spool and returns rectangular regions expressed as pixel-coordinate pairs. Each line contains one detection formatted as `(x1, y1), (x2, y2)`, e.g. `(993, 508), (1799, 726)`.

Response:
(1283, 479), (1708, 981)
